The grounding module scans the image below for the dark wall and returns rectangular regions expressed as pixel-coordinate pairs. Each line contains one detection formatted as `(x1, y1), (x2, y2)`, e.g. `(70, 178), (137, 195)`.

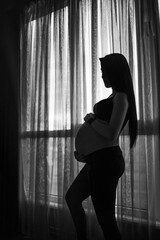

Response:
(0, 1), (20, 238)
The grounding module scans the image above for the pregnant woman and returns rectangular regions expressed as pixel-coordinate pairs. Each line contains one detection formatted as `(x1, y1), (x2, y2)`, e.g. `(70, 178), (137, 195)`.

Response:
(65, 53), (137, 240)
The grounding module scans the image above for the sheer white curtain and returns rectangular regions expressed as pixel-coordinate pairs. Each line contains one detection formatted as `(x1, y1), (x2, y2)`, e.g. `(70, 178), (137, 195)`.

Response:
(19, 0), (160, 239)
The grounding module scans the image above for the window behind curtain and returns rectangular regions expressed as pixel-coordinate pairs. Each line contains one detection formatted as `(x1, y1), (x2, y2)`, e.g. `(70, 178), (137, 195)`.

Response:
(21, 0), (139, 205)
(20, 0), (160, 229)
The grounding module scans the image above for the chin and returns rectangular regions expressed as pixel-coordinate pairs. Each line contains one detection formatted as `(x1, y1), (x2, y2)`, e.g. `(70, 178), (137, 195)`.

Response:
(105, 84), (111, 88)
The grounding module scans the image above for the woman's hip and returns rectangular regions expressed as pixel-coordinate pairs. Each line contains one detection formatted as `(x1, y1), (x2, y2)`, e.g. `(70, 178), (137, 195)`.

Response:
(87, 146), (125, 179)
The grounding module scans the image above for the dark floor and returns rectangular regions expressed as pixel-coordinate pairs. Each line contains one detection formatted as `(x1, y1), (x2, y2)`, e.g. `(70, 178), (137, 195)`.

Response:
(4, 236), (32, 240)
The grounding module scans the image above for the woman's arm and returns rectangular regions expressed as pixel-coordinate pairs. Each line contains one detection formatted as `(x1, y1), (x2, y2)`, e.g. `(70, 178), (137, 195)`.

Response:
(90, 92), (128, 141)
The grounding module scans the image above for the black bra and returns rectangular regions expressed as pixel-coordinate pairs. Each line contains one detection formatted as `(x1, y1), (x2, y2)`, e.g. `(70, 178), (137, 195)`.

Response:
(93, 94), (129, 130)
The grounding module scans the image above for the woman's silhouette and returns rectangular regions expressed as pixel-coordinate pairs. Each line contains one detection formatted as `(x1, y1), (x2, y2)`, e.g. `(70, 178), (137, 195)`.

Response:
(65, 53), (137, 240)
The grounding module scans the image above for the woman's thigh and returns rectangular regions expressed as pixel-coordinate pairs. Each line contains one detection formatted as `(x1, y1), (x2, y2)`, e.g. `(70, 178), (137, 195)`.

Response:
(89, 147), (125, 209)
(91, 174), (118, 212)
(66, 164), (91, 204)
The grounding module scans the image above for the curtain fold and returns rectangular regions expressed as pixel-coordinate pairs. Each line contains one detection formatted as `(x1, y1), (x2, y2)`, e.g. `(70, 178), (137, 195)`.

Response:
(20, 0), (160, 239)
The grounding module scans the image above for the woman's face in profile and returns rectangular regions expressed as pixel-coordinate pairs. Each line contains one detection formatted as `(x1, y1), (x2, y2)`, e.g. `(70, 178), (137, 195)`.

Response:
(101, 69), (111, 88)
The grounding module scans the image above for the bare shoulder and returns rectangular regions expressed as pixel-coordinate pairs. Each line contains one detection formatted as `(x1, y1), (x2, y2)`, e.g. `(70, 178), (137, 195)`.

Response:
(114, 92), (128, 105)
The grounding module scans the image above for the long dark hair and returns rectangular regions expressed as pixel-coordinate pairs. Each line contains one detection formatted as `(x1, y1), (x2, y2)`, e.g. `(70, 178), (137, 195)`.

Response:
(99, 53), (137, 148)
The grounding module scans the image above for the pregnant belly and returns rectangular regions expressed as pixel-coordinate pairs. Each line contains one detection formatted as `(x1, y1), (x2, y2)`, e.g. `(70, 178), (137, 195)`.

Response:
(75, 122), (109, 155)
